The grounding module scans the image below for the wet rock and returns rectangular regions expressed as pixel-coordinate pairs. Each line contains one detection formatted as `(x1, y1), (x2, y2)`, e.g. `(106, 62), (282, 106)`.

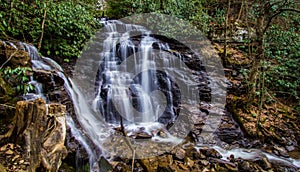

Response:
(173, 147), (186, 160)
(286, 145), (295, 152)
(200, 160), (210, 166)
(134, 132), (152, 139)
(158, 130), (168, 138)
(185, 147), (202, 160)
(199, 147), (222, 158)
(216, 112), (243, 144)
(255, 157), (272, 170)
(273, 145), (289, 158)
(184, 157), (194, 167)
(209, 158), (238, 171)
(237, 160), (252, 172)
(98, 156), (113, 172)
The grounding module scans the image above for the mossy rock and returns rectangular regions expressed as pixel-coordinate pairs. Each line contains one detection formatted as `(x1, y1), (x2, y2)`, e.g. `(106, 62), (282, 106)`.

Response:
(0, 75), (16, 103)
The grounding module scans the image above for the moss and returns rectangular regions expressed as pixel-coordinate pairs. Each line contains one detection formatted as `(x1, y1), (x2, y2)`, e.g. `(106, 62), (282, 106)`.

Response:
(0, 76), (15, 103)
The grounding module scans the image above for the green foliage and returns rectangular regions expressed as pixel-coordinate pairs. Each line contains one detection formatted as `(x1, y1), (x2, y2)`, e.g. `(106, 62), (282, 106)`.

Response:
(42, 1), (101, 58)
(0, 0), (101, 58)
(0, 67), (34, 95)
(265, 24), (300, 109)
(106, 0), (211, 33)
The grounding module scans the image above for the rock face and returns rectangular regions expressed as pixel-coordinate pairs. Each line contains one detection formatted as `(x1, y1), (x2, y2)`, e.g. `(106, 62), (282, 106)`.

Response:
(4, 98), (67, 172)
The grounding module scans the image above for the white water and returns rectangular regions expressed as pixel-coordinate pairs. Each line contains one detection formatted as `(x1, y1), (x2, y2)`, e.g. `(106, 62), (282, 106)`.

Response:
(94, 20), (173, 124)
(195, 145), (300, 168)
(3, 21), (300, 171)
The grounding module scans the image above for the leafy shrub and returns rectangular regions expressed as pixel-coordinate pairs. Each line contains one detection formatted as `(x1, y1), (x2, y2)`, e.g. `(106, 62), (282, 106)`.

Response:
(0, 0), (101, 58)
(265, 24), (300, 108)
(106, 0), (211, 33)
(0, 67), (34, 95)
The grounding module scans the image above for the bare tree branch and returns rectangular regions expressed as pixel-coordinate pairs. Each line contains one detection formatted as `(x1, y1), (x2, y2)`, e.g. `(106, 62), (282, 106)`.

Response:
(263, 8), (300, 33)
(0, 50), (18, 69)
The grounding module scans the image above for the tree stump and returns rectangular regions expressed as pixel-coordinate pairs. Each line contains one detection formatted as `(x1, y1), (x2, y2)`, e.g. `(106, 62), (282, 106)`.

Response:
(9, 98), (67, 172)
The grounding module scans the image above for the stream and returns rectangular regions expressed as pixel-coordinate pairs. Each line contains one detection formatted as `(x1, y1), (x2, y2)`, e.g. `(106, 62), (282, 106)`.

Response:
(3, 17), (300, 171)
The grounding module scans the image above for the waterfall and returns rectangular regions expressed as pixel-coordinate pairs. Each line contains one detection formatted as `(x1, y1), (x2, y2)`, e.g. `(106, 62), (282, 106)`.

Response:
(4, 21), (185, 169)
(93, 20), (175, 125)
(3, 16), (299, 171)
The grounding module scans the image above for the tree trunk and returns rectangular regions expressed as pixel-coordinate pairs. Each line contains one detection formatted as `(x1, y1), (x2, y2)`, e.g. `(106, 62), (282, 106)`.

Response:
(9, 98), (67, 172)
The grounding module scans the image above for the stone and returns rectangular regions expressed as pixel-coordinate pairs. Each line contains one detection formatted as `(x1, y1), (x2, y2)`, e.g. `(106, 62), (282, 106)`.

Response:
(98, 156), (113, 172)
(5, 150), (13, 155)
(184, 157), (194, 167)
(200, 160), (209, 166)
(0, 145), (7, 152)
(134, 132), (152, 139)
(200, 147), (222, 158)
(12, 155), (20, 161)
(174, 148), (186, 160)
(273, 145), (289, 158)
(178, 163), (189, 170)
(202, 167), (210, 172)
(238, 161), (251, 171)
(158, 130), (168, 138)
(158, 155), (170, 168)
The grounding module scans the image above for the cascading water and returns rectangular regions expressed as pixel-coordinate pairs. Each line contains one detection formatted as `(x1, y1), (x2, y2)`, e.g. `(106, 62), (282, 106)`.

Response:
(2, 16), (300, 171)
(93, 20), (179, 125)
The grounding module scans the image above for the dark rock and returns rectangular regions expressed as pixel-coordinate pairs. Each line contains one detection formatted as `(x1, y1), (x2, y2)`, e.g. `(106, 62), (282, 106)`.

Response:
(173, 148), (186, 160)
(273, 145), (289, 158)
(209, 158), (237, 171)
(134, 132), (152, 139)
(238, 161), (252, 172)
(98, 156), (113, 172)
(199, 147), (222, 158)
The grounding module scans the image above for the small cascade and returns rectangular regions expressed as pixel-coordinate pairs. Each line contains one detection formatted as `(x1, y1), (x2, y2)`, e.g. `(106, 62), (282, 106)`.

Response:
(3, 41), (103, 170)
(208, 145), (300, 168)
(24, 76), (47, 101)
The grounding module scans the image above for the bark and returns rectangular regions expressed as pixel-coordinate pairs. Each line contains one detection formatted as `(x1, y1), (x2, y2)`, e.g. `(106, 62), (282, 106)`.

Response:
(9, 98), (67, 172)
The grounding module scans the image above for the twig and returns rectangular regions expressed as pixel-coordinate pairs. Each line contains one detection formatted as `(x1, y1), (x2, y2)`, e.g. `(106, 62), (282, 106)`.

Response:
(0, 104), (16, 109)
(38, 1), (48, 50)
(263, 8), (300, 34)
(0, 50), (18, 69)
(237, 0), (243, 21)
(224, 0), (231, 58)
(245, 0), (252, 56)
(119, 118), (150, 171)
(131, 149), (135, 172)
